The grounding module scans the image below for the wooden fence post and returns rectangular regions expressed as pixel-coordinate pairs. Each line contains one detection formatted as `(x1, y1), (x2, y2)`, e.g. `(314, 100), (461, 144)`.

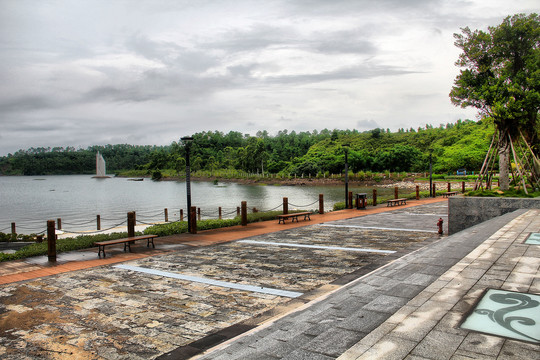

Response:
(11, 222), (16, 241)
(127, 211), (136, 238)
(241, 201), (247, 226)
(190, 207), (197, 234)
(180, 209), (184, 222)
(394, 186), (399, 199)
(219, 207), (222, 220)
(57, 218), (62, 230)
(283, 197), (288, 215)
(319, 194), (324, 214)
(416, 185), (420, 200)
(47, 220), (56, 262)
(197, 208), (201, 221)
(97, 215), (101, 230)
(433, 183), (437, 197)
(462, 181), (465, 193)
(348, 192), (353, 209)
(373, 189), (377, 206)
(448, 182), (451, 192)
(164, 208), (168, 222)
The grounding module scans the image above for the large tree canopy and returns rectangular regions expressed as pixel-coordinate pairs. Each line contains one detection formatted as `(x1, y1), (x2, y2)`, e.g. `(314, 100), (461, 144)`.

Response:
(450, 13), (539, 190)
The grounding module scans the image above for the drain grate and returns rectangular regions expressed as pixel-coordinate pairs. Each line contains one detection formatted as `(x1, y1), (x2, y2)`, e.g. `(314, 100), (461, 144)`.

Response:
(525, 232), (540, 245)
(461, 289), (540, 343)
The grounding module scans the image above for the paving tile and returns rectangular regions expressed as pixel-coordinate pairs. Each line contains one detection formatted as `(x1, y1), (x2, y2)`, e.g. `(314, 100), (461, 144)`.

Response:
(303, 328), (363, 357)
(355, 335), (417, 360)
(410, 330), (465, 360)
(457, 332), (505, 357)
(363, 294), (409, 314)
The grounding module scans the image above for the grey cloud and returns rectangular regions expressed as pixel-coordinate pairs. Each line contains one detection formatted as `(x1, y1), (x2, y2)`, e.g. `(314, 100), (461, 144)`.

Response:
(356, 119), (380, 130)
(263, 63), (418, 85)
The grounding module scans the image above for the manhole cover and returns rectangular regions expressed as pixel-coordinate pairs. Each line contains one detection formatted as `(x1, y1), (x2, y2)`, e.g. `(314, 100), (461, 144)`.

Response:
(525, 233), (540, 245)
(461, 289), (540, 343)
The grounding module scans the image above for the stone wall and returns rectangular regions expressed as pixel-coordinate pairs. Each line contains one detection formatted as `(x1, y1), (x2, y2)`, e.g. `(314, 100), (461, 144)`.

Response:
(448, 196), (540, 234)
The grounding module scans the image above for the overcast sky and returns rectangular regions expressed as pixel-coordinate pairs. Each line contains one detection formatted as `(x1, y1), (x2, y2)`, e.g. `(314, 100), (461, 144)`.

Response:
(0, 0), (537, 155)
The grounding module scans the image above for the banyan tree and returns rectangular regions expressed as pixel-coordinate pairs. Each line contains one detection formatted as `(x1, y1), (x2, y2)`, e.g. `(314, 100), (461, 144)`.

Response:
(450, 13), (539, 192)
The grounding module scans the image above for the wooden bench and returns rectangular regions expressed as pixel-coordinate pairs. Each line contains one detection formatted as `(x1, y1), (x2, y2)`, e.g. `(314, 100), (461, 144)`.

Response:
(387, 198), (407, 207)
(443, 191), (459, 198)
(95, 234), (158, 257)
(278, 212), (312, 224)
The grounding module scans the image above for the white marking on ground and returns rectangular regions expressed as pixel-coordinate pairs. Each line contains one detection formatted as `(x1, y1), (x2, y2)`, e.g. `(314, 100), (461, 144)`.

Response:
(238, 240), (395, 254)
(320, 224), (439, 233)
(114, 264), (303, 298)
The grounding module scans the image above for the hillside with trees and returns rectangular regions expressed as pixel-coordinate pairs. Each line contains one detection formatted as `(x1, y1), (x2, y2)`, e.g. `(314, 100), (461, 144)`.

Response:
(0, 120), (497, 177)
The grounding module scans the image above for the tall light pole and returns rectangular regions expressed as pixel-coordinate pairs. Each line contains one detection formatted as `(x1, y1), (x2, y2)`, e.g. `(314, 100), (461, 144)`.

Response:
(181, 136), (194, 233)
(429, 150), (433, 197)
(343, 144), (349, 208)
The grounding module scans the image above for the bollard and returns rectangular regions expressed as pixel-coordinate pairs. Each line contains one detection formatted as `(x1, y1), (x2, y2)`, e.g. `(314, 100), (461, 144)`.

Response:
(190, 206), (197, 234)
(164, 208), (168, 222)
(373, 189), (377, 206)
(348, 192), (353, 209)
(97, 215), (101, 230)
(283, 197), (288, 215)
(47, 220), (56, 262)
(11, 222), (16, 241)
(437, 218), (444, 235)
(448, 182), (451, 192)
(197, 208), (201, 221)
(416, 185), (420, 200)
(127, 211), (136, 238)
(319, 194), (324, 214)
(219, 207), (222, 220)
(462, 181), (465, 193)
(394, 186), (398, 199)
(180, 209), (184, 222)
(241, 201), (247, 226)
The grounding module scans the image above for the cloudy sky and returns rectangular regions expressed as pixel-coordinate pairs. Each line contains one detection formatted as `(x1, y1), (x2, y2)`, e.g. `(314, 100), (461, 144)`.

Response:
(0, 0), (537, 155)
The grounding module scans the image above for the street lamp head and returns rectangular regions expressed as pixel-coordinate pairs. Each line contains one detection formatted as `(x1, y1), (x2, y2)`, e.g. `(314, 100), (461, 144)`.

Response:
(181, 136), (194, 143)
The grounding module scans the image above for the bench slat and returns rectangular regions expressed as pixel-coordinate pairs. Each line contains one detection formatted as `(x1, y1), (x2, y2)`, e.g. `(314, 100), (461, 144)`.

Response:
(278, 212), (312, 224)
(96, 235), (157, 257)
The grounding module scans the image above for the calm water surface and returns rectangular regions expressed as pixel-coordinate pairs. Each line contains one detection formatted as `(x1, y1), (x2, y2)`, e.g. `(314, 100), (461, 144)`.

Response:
(0, 175), (393, 234)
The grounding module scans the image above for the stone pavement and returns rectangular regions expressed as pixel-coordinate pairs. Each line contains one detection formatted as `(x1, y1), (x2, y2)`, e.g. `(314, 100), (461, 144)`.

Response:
(192, 209), (540, 360)
(1, 197), (538, 359)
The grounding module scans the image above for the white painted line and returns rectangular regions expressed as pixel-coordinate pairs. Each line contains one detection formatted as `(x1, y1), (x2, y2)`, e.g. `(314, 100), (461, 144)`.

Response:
(114, 264), (303, 298)
(320, 224), (439, 233)
(238, 240), (395, 254)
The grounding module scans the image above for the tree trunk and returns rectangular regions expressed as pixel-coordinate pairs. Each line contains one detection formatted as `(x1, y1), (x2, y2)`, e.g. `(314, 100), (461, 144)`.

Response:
(498, 134), (510, 191)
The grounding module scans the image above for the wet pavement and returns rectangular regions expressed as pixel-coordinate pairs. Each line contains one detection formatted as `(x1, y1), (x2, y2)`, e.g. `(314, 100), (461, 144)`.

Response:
(1, 198), (538, 360)
(0, 201), (446, 359)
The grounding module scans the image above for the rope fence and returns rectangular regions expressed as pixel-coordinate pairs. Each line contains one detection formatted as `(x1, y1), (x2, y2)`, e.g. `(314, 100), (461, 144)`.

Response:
(2, 192), (335, 237)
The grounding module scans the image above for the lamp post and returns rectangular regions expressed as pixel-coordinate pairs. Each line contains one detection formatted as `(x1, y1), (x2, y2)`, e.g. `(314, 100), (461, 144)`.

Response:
(181, 136), (194, 233)
(343, 144), (349, 208)
(429, 151), (433, 197)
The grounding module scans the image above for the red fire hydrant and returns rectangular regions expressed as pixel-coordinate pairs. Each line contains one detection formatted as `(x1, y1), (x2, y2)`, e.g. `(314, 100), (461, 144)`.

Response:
(437, 218), (444, 235)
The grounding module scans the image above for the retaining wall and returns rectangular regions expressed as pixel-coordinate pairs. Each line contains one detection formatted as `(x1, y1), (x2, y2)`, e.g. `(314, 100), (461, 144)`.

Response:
(448, 196), (540, 234)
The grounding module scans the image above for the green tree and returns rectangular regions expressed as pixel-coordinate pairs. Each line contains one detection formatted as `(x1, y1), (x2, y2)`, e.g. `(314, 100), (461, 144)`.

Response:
(450, 13), (539, 190)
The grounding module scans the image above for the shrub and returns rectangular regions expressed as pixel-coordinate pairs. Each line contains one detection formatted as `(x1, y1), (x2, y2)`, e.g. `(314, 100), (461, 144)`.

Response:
(0, 232), (135, 262)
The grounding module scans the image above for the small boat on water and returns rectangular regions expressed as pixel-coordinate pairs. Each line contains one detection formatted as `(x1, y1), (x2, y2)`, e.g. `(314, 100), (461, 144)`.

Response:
(92, 152), (111, 179)
(128, 178), (144, 181)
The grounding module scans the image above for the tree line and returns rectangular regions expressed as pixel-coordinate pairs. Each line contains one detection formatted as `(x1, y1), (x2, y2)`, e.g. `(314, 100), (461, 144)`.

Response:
(0, 120), (494, 177)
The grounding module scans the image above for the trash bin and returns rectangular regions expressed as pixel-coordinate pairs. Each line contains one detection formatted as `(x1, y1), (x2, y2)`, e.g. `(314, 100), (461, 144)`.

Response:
(356, 193), (367, 209)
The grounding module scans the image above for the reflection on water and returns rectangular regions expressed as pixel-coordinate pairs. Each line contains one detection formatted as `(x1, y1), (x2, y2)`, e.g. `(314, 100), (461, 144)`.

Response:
(0, 175), (396, 234)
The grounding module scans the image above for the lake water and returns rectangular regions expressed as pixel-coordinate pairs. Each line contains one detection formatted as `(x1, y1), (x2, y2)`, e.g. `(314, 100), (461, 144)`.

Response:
(0, 175), (395, 234)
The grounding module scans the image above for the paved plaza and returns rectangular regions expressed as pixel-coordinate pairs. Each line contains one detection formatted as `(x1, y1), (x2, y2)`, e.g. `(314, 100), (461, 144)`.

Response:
(0, 199), (539, 359)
